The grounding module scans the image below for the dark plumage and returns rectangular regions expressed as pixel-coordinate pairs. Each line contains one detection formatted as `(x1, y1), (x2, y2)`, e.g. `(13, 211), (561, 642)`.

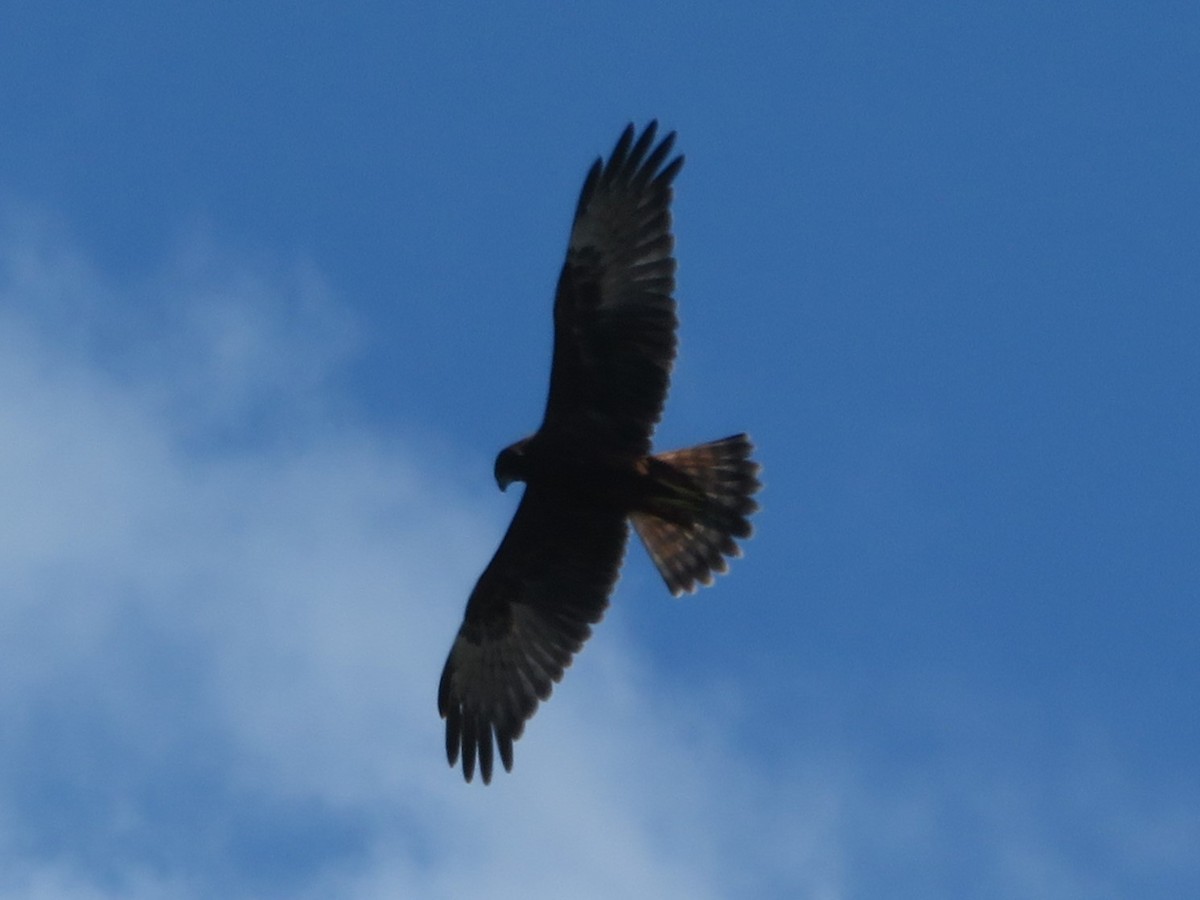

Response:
(438, 123), (761, 783)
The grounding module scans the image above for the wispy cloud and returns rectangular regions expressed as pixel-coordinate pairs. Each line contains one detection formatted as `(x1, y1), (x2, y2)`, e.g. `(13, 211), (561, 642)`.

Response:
(0, 209), (1193, 899)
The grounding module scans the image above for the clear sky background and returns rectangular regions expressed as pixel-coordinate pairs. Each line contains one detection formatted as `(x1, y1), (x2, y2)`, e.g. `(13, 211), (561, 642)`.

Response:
(2, 3), (1197, 898)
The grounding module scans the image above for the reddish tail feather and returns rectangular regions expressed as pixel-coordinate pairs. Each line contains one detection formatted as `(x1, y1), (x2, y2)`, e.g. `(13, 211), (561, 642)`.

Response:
(631, 433), (761, 596)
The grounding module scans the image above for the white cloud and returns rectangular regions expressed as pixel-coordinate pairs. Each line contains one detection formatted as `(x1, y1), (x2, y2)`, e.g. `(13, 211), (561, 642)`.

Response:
(1, 210), (1193, 899)
(2, 212), (796, 899)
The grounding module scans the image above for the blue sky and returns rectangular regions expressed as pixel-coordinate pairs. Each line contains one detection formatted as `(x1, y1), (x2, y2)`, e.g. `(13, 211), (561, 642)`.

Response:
(2, 2), (1197, 897)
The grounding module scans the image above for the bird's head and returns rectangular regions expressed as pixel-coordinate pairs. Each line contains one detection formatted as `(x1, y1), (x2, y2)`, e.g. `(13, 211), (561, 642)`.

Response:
(494, 437), (531, 492)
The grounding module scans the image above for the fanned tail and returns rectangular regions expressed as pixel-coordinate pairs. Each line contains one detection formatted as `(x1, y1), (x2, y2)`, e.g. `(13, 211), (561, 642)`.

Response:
(631, 433), (761, 596)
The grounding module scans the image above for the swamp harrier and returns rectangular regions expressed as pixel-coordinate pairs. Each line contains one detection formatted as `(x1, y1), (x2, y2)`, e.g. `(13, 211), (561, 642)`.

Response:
(438, 123), (761, 783)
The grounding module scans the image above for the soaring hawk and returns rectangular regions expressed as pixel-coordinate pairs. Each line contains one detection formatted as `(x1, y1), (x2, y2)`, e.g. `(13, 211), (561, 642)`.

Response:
(438, 123), (761, 783)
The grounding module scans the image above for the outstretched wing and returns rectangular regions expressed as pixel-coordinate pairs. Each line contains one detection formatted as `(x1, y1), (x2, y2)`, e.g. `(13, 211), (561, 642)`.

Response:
(541, 121), (684, 459)
(438, 485), (629, 783)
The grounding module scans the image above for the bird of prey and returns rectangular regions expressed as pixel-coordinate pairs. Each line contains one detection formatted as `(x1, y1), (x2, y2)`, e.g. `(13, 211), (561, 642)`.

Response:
(438, 122), (761, 784)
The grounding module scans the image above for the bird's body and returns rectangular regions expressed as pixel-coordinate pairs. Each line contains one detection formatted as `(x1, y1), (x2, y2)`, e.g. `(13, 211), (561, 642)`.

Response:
(438, 123), (761, 783)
